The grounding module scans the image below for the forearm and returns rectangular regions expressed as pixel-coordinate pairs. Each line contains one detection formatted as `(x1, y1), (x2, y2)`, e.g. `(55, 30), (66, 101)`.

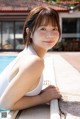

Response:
(10, 95), (43, 110)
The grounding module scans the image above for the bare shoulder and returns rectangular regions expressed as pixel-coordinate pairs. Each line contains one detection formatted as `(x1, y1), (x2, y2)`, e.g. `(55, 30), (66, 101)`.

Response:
(19, 55), (44, 73)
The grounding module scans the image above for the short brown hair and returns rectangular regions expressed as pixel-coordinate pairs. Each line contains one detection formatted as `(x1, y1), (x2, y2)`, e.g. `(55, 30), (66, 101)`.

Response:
(23, 6), (61, 46)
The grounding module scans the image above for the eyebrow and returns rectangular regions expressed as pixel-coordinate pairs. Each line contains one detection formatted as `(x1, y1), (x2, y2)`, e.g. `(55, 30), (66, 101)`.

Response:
(39, 25), (58, 28)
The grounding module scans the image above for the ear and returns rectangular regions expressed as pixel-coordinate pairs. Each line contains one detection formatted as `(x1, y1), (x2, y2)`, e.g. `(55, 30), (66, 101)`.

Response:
(26, 28), (30, 34)
(26, 28), (32, 38)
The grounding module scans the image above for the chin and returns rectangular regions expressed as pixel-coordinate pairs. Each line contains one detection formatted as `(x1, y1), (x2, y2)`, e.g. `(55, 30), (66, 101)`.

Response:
(41, 43), (57, 51)
(48, 45), (55, 49)
(45, 47), (53, 51)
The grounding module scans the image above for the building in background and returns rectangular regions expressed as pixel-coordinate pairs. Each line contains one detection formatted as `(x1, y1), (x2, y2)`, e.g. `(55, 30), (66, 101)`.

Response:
(0, 0), (80, 51)
(55, 1), (80, 51)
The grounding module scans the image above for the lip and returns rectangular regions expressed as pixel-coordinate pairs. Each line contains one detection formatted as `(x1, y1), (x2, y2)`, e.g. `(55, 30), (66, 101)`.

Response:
(43, 41), (54, 43)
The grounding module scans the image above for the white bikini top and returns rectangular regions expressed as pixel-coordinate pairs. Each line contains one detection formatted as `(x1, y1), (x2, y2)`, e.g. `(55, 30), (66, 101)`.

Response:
(22, 45), (43, 96)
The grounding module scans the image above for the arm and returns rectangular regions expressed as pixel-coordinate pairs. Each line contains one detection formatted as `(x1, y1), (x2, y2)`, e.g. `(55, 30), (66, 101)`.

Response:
(0, 56), (44, 110)
(10, 95), (42, 110)
(10, 86), (61, 110)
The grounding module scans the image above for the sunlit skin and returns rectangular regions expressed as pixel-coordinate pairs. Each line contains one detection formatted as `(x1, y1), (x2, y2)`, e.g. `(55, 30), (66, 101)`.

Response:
(31, 24), (59, 58)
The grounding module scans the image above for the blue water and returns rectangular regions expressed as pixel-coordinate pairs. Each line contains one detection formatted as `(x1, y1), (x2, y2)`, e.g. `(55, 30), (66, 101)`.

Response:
(0, 56), (16, 73)
(0, 56), (16, 112)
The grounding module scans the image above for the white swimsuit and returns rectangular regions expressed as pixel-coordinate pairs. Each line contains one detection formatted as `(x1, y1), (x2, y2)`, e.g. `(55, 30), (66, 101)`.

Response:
(0, 45), (43, 97)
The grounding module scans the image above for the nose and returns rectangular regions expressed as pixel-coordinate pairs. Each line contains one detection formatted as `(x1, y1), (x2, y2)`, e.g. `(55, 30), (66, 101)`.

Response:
(46, 31), (53, 38)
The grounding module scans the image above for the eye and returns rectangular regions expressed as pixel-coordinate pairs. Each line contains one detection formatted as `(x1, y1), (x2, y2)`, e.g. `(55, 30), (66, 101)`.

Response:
(40, 27), (46, 31)
(52, 27), (58, 31)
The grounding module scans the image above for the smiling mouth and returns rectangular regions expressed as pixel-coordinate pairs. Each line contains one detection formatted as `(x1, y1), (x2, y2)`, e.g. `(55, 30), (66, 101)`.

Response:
(43, 41), (53, 43)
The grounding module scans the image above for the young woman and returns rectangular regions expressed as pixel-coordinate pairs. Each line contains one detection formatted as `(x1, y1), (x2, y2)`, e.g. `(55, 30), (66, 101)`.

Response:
(0, 6), (61, 110)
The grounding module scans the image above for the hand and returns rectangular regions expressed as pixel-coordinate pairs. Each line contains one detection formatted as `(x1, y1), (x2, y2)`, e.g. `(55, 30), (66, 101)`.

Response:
(39, 85), (61, 103)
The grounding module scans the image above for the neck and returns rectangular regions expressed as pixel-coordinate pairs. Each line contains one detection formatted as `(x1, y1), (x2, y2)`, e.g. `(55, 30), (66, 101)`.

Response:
(32, 44), (47, 58)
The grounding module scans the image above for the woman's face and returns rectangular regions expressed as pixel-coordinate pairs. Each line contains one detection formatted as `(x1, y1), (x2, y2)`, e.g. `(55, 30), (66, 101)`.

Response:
(31, 23), (59, 51)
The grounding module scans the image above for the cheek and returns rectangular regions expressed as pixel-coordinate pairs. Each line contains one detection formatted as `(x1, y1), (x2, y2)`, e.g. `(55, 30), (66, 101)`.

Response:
(39, 32), (45, 37)
(34, 32), (42, 37)
(55, 32), (59, 39)
(32, 32), (42, 43)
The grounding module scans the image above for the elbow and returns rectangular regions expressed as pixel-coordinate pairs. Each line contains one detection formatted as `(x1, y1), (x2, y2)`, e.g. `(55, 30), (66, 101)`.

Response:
(0, 104), (13, 111)
(4, 105), (17, 111)
(7, 106), (16, 111)
(6, 102), (21, 111)
(0, 101), (16, 111)
(5, 103), (18, 111)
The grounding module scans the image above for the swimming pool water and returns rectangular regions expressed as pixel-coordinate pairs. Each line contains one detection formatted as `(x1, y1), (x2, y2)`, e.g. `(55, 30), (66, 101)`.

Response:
(0, 56), (16, 73)
(0, 56), (16, 112)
